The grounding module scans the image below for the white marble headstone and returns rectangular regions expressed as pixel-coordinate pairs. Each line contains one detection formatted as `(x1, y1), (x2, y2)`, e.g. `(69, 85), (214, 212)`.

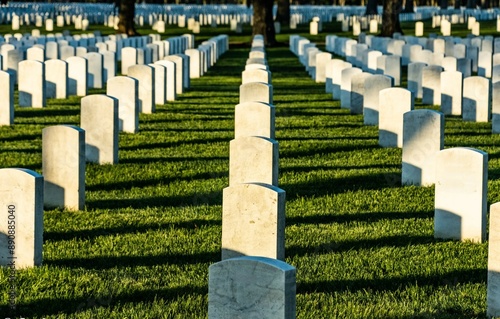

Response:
(80, 95), (119, 164)
(440, 70), (463, 116)
(379, 88), (414, 148)
(106, 76), (139, 134)
(42, 125), (85, 211)
(0, 71), (14, 125)
(363, 74), (392, 125)
(463, 76), (491, 122)
(402, 109), (444, 186)
(0, 168), (44, 268)
(222, 183), (285, 260)
(18, 60), (46, 108)
(434, 147), (487, 242)
(128, 64), (155, 114)
(239, 82), (273, 104)
(229, 136), (278, 186)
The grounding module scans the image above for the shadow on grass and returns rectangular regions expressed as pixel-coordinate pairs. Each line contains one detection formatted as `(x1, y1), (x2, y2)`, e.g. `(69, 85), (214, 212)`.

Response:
(277, 136), (376, 142)
(46, 250), (219, 270)
(0, 148), (40, 154)
(45, 218), (220, 242)
(282, 172), (401, 199)
(87, 170), (227, 192)
(137, 126), (233, 133)
(15, 108), (80, 117)
(383, 309), (484, 319)
(6, 284), (207, 318)
(276, 107), (350, 117)
(287, 234), (434, 258)
(87, 191), (222, 210)
(0, 133), (40, 142)
(297, 268), (486, 296)
(119, 138), (231, 151)
(277, 122), (370, 131)
(287, 210), (432, 226)
(280, 143), (380, 159)
(117, 156), (227, 165)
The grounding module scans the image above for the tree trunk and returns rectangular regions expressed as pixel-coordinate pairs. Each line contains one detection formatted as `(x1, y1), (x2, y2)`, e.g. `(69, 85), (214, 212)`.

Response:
(118, 0), (139, 36)
(402, 0), (414, 12)
(365, 0), (378, 15)
(440, 0), (448, 9)
(466, 0), (476, 8)
(252, 0), (276, 46)
(276, 0), (290, 26)
(454, 0), (461, 9)
(381, 0), (403, 37)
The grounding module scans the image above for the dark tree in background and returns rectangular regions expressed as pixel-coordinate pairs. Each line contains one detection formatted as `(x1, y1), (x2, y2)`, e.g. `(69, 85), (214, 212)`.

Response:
(118, 0), (139, 36)
(276, 0), (290, 26)
(365, 0), (378, 15)
(466, 0), (476, 8)
(439, 0), (448, 9)
(252, 0), (276, 46)
(381, 0), (402, 36)
(402, 0), (414, 12)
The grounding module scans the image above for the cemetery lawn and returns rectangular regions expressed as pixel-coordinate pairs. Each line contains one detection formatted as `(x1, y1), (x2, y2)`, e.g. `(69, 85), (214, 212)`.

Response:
(1, 24), (500, 318)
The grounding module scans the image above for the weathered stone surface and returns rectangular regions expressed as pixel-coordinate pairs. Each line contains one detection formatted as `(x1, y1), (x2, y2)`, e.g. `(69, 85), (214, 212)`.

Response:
(235, 101), (275, 139)
(209, 256), (296, 319)
(222, 183), (285, 260)
(229, 136), (278, 186)
(239, 82), (273, 104)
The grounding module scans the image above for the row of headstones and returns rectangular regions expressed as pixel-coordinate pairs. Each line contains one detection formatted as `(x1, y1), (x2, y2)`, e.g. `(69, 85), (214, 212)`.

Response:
(317, 34), (500, 131)
(293, 37), (495, 180)
(0, 31), (193, 103)
(3, 4), (254, 28)
(14, 12), (254, 35)
(291, 36), (500, 317)
(3, 3), (466, 31)
(291, 35), (403, 88)
(0, 34), (228, 127)
(0, 35), (229, 270)
(0, 29), (195, 66)
(326, 33), (500, 72)
(211, 35), (296, 318)
(11, 14), (93, 31)
(333, 59), (496, 128)
(9, 3), (497, 36)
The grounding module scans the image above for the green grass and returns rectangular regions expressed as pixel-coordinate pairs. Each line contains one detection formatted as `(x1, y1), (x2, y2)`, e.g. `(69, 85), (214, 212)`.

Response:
(0, 20), (499, 318)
